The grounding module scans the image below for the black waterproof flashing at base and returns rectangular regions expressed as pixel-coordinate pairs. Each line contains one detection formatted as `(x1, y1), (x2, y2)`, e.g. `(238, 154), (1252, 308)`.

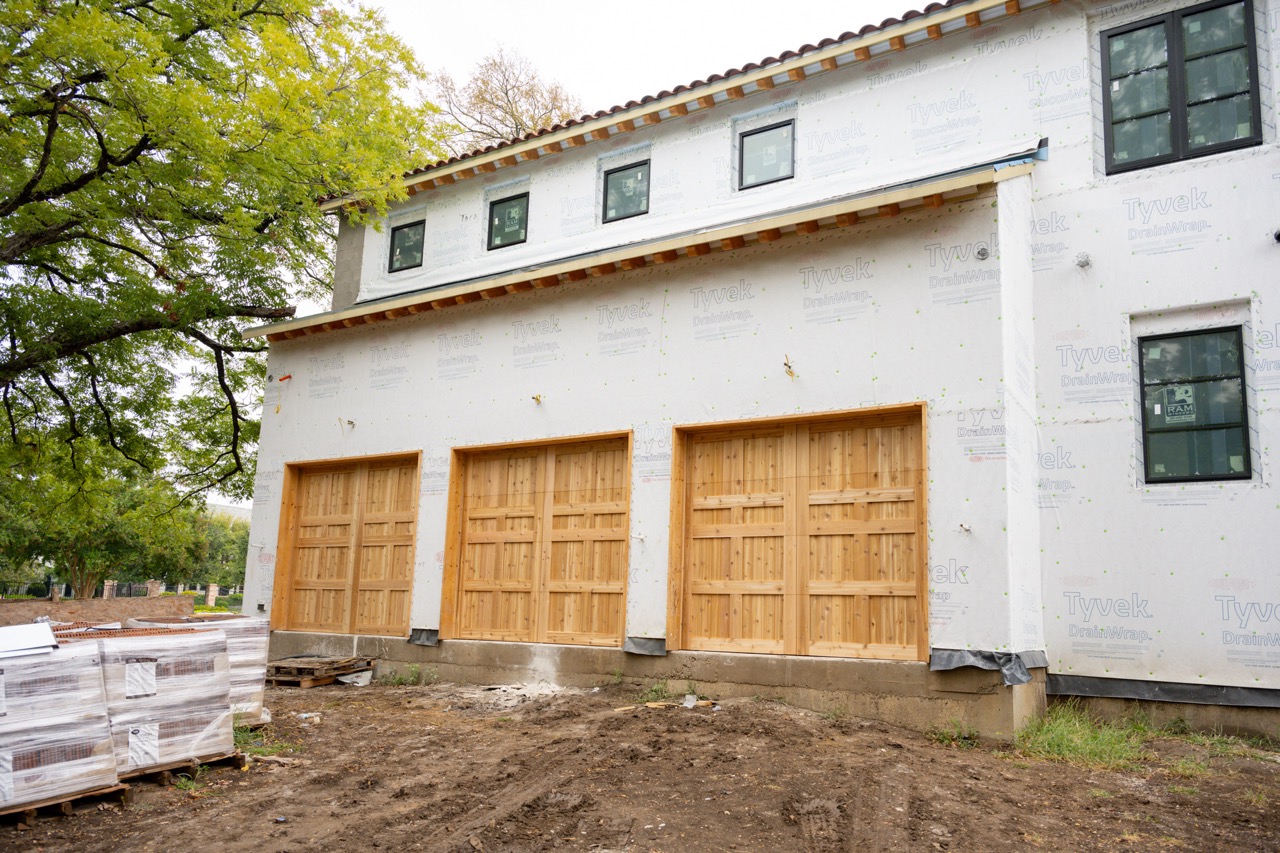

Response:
(408, 628), (439, 647)
(1048, 674), (1280, 709)
(929, 648), (1049, 686)
(624, 637), (666, 656)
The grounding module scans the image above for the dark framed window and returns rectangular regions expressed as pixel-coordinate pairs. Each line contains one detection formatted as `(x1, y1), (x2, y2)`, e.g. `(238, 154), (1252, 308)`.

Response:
(388, 221), (425, 273)
(739, 120), (794, 189)
(1139, 326), (1250, 482)
(603, 160), (650, 223)
(487, 193), (529, 250)
(1102, 0), (1261, 174)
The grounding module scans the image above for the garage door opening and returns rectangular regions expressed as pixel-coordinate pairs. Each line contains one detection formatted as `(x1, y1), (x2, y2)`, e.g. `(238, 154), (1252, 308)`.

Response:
(668, 406), (927, 661)
(442, 436), (631, 647)
(272, 453), (419, 636)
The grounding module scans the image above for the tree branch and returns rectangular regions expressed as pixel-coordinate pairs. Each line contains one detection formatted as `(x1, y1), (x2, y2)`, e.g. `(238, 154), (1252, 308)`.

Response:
(1, 303), (294, 385)
(82, 351), (151, 469)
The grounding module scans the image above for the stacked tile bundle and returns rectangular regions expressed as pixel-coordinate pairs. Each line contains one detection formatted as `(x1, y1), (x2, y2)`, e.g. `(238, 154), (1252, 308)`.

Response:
(0, 642), (118, 808)
(59, 628), (235, 776)
(127, 615), (270, 724)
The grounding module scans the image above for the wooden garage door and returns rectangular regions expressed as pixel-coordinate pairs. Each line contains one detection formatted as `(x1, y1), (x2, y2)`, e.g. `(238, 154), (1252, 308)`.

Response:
(280, 456), (418, 636)
(680, 412), (926, 661)
(451, 438), (629, 646)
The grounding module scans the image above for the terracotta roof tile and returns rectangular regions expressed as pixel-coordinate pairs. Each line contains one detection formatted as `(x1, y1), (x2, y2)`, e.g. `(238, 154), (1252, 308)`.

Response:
(402, 0), (974, 179)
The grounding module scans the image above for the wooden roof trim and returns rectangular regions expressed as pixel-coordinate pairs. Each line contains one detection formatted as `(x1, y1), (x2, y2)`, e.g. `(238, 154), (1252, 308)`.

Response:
(321, 0), (1045, 211)
(254, 164), (1026, 342)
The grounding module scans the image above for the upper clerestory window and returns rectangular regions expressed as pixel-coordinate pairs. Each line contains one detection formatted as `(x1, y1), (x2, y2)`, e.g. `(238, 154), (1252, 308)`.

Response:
(603, 160), (650, 223)
(488, 193), (529, 250)
(388, 220), (425, 273)
(1101, 0), (1261, 174)
(739, 120), (795, 189)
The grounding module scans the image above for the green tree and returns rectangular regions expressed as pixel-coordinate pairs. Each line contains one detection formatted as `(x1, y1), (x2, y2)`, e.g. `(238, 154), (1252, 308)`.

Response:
(193, 512), (250, 589)
(0, 1), (443, 497)
(428, 46), (583, 158)
(0, 441), (205, 599)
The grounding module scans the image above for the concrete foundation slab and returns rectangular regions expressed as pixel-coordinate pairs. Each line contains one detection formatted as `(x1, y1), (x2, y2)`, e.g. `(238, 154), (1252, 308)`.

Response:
(269, 632), (1045, 741)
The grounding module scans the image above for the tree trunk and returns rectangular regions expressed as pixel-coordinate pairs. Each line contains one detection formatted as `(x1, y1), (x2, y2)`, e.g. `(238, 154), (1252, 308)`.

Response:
(63, 554), (103, 600)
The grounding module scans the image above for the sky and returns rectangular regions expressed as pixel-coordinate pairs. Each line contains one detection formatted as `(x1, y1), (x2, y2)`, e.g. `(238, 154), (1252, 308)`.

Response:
(370, 1), (925, 118)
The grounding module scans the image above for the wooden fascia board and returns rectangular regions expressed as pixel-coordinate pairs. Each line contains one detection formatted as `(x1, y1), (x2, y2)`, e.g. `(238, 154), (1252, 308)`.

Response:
(250, 167), (1006, 341)
(319, 0), (1029, 213)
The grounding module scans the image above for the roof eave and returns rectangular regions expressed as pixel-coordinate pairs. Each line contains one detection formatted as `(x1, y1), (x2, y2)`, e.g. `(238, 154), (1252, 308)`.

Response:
(250, 158), (1036, 343)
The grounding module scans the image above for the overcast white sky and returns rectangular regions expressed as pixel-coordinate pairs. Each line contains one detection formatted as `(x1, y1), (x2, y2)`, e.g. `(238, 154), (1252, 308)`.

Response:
(371, 1), (925, 116)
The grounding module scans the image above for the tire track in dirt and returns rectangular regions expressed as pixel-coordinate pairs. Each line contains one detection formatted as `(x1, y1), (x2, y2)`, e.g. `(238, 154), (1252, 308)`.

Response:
(413, 728), (613, 852)
(847, 761), (914, 853)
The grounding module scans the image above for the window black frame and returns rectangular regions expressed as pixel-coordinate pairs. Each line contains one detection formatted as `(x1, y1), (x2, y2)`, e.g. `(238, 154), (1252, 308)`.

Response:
(601, 160), (651, 224)
(1101, 0), (1262, 175)
(487, 192), (530, 250)
(1137, 324), (1251, 483)
(737, 119), (795, 190)
(387, 220), (425, 273)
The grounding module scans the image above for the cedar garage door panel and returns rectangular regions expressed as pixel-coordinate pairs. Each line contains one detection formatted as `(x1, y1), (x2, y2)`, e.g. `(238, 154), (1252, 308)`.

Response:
(457, 439), (629, 646)
(286, 458), (417, 636)
(684, 415), (926, 660)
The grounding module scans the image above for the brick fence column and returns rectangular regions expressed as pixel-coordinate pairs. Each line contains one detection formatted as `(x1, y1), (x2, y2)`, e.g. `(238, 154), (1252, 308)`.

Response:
(146, 579), (164, 597)
(205, 583), (219, 606)
(103, 580), (117, 599)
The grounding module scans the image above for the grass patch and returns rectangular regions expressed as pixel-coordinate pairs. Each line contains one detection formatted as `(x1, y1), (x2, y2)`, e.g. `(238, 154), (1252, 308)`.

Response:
(1088, 788), (1113, 799)
(377, 663), (439, 687)
(1167, 757), (1210, 779)
(172, 765), (211, 796)
(1168, 784), (1200, 796)
(1016, 700), (1148, 770)
(636, 680), (679, 703)
(1242, 789), (1268, 806)
(234, 725), (297, 757)
(928, 720), (980, 749)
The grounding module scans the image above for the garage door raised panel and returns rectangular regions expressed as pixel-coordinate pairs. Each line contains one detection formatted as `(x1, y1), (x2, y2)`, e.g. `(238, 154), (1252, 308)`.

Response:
(680, 411), (926, 661)
(451, 438), (630, 647)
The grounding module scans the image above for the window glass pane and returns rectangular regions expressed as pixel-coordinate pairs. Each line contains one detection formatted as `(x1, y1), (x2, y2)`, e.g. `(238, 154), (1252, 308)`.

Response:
(1108, 23), (1167, 77)
(1147, 430), (1194, 478)
(1187, 92), (1254, 149)
(741, 123), (794, 188)
(1142, 335), (1191, 382)
(1148, 427), (1247, 479)
(1111, 112), (1172, 163)
(1189, 329), (1242, 377)
(1191, 427), (1248, 476)
(1185, 49), (1249, 104)
(489, 195), (528, 249)
(603, 162), (650, 222)
(389, 222), (424, 272)
(1144, 379), (1243, 430)
(1182, 2), (1246, 58)
(1109, 67), (1170, 120)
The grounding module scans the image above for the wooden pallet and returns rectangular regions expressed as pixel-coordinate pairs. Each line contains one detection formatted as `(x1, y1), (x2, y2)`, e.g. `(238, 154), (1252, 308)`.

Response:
(1, 783), (133, 828)
(266, 656), (374, 687)
(266, 666), (373, 689)
(119, 749), (247, 783)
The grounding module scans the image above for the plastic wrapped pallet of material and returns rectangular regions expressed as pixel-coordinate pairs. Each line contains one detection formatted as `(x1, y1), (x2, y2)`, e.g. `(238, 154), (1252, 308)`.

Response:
(126, 615), (269, 725)
(0, 643), (118, 808)
(61, 628), (234, 775)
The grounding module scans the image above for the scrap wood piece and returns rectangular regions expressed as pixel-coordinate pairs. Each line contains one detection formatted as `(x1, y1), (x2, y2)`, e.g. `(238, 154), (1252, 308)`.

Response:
(0, 783), (133, 824)
(613, 705), (638, 712)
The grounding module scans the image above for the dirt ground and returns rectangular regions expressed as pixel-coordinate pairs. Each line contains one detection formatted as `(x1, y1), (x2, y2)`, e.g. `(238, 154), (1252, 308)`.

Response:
(8, 680), (1280, 852)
